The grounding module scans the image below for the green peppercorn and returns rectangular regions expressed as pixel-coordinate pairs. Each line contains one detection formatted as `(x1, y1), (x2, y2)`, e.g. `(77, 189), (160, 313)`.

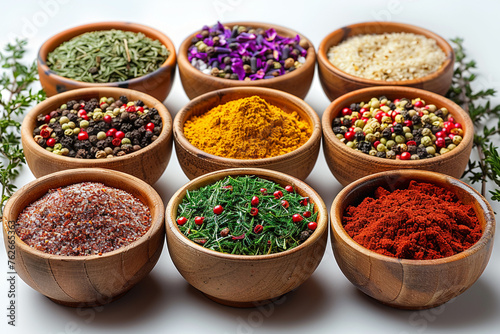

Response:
(421, 128), (432, 136)
(49, 118), (56, 124)
(104, 147), (113, 155)
(336, 134), (343, 140)
(113, 108), (120, 116)
(448, 144), (457, 150)
(46, 147), (53, 152)
(427, 104), (437, 112)
(381, 105), (390, 112)
(62, 123), (69, 130)
(54, 143), (62, 150)
(106, 154), (114, 158)
(386, 140), (396, 149)
(453, 135), (463, 145)
(377, 143), (386, 152)
(67, 121), (76, 129)
(93, 112), (104, 121)
(441, 107), (449, 117)
(405, 133), (414, 140)
(60, 148), (69, 156)
(99, 97), (107, 104)
(80, 120), (89, 128)
(346, 141), (354, 148)
(107, 97), (115, 104)
(426, 146), (436, 155)
(395, 135), (405, 144)
(365, 133), (376, 142)
(53, 149), (61, 155)
(97, 131), (107, 140)
(94, 108), (103, 113)
(60, 104), (67, 110)
(121, 138), (131, 145)
(440, 148), (450, 154)
(371, 98), (380, 108)
(421, 136), (432, 146)
(355, 120), (365, 128)
(394, 114), (404, 123)
(369, 149), (377, 156)
(408, 109), (417, 117)
(411, 154), (420, 160)
(59, 116), (69, 125)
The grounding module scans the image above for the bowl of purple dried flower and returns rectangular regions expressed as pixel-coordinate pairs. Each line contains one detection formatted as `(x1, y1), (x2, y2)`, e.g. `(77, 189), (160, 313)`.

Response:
(178, 21), (316, 99)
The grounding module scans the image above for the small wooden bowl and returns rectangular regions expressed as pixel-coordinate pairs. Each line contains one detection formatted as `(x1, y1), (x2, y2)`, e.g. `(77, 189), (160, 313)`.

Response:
(331, 170), (495, 309)
(2, 168), (165, 307)
(317, 21), (454, 101)
(38, 21), (177, 102)
(21, 87), (173, 185)
(174, 87), (321, 180)
(178, 21), (316, 99)
(322, 86), (473, 186)
(165, 168), (328, 307)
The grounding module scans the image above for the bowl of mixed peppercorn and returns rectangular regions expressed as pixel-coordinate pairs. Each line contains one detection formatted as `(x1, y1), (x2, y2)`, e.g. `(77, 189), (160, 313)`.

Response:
(177, 21), (316, 99)
(322, 86), (473, 186)
(165, 168), (328, 307)
(21, 87), (173, 185)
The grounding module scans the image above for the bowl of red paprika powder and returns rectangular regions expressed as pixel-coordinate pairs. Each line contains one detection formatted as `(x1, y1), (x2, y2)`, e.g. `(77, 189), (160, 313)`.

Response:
(330, 170), (495, 309)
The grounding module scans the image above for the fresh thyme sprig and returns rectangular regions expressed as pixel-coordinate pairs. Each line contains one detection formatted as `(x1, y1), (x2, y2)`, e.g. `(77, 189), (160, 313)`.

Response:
(0, 39), (45, 213)
(446, 38), (500, 201)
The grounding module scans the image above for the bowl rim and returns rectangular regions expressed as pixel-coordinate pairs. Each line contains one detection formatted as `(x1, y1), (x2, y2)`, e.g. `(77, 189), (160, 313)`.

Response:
(331, 169), (496, 265)
(173, 86), (321, 164)
(21, 86), (172, 165)
(2, 168), (165, 261)
(321, 85), (474, 167)
(178, 21), (316, 87)
(165, 167), (328, 260)
(37, 21), (177, 86)
(317, 21), (455, 86)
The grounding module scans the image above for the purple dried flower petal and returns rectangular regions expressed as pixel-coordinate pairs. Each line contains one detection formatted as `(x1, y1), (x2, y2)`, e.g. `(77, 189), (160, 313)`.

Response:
(265, 28), (277, 41)
(231, 61), (246, 80)
(236, 33), (256, 43)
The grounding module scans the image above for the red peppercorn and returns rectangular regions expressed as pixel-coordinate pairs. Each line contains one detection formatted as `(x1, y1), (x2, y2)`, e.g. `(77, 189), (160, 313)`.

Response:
(373, 140), (381, 148)
(126, 106), (136, 113)
(253, 224), (263, 234)
(260, 188), (267, 195)
(273, 190), (283, 199)
(78, 109), (87, 117)
(137, 106), (144, 112)
(44, 115), (51, 123)
(213, 205), (223, 215)
(81, 114), (89, 121)
(145, 122), (155, 131)
(114, 131), (125, 139)
(292, 214), (303, 222)
(222, 185), (233, 191)
(251, 196), (259, 206)
(194, 216), (204, 225)
(344, 131), (355, 141)
(448, 116), (455, 123)
(112, 138), (122, 147)
(285, 185), (293, 193)
(40, 128), (51, 138)
(436, 137), (446, 148)
(407, 141), (417, 146)
(342, 107), (352, 116)
(414, 100), (424, 108)
(360, 108), (368, 113)
(394, 99), (400, 103)
(374, 112), (384, 123)
(303, 211), (312, 218)
(281, 200), (289, 208)
(107, 128), (117, 137)
(436, 131), (446, 138)
(307, 222), (318, 231)
(232, 233), (245, 240)
(404, 120), (413, 127)
(46, 138), (56, 147)
(454, 122), (462, 129)
(300, 198), (309, 206)
(250, 207), (258, 216)
(177, 217), (187, 226)
(103, 115), (112, 123)
(400, 152), (411, 160)
(77, 131), (89, 141)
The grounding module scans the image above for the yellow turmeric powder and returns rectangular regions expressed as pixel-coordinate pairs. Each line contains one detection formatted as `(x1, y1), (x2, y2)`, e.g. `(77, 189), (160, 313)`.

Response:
(183, 96), (311, 159)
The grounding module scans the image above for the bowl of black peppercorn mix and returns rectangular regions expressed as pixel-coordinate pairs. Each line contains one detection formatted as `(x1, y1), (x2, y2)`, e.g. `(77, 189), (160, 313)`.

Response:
(21, 87), (173, 185)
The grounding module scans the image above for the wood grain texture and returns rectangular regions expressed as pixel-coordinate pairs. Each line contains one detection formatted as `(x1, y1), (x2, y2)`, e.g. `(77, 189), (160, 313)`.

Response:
(178, 22), (316, 99)
(2, 168), (165, 307)
(165, 168), (328, 307)
(330, 170), (495, 309)
(173, 87), (322, 181)
(37, 21), (177, 102)
(317, 22), (455, 101)
(322, 86), (474, 186)
(21, 87), (173, 185)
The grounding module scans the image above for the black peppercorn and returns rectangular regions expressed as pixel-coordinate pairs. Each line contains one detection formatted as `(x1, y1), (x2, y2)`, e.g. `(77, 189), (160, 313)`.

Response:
(119, 96), (128, 104)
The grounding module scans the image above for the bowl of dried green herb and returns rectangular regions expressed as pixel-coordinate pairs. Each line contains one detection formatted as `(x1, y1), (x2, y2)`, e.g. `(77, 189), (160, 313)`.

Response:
(37, 22), (177, 102)
(165, 168), (328, 307)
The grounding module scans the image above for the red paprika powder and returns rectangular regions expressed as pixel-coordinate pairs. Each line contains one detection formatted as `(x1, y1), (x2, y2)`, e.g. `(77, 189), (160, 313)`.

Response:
(342, 180), (482, 260)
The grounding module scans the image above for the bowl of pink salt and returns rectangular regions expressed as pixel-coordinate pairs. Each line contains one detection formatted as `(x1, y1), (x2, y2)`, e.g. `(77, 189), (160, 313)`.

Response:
(330, 169), (495, 309)
(2, 168), (165, 307)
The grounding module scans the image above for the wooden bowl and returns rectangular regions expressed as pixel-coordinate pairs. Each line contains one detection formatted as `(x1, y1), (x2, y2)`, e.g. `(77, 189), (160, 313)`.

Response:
(174, 87), (321, 180)
(178, 21), (316, 99)
(165, 168), (328, 307)
(21, 87), (173, 185)
(2, 168), (165, 307)
(322, 86), (473, 186)
(330, 170), (495, 309)
(37, 21), (177, 102)
(317, 21), (454, 101)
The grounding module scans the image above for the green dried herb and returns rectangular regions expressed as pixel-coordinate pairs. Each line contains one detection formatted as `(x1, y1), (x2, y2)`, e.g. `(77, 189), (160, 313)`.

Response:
(446, 38), (500, 201)
(0, 39), (46, 213)
(46, 29), (169, 83)
(176, 175), (317, 255)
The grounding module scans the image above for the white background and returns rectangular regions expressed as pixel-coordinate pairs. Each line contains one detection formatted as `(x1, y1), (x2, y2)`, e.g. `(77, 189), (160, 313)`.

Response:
(1, 0), (500, 333)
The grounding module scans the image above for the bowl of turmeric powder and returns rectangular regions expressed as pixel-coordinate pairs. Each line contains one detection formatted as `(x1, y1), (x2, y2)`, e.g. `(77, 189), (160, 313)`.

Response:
(173, 87), (322, 180)
(331, 169), (495, 310)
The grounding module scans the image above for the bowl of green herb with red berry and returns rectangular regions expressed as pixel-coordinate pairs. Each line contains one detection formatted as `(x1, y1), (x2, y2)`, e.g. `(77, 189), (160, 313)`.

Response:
(21, 87), (172, 185)
(165, 168), (328, 307)
(37, 21), (177, 102)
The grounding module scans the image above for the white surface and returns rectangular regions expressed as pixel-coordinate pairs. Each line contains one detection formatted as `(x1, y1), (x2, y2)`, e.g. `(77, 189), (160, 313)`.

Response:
(1, 0), (499, 333)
